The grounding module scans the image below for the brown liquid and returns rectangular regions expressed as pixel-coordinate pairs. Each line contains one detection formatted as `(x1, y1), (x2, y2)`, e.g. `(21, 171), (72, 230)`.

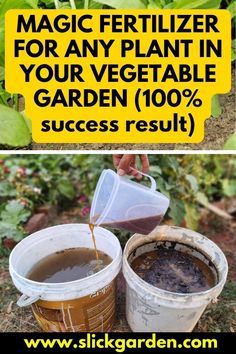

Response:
(101, 214), (164, 235)
(89, 223), (99, 261)
(28, 247), (112, 283)
(131, 248), (217, 293)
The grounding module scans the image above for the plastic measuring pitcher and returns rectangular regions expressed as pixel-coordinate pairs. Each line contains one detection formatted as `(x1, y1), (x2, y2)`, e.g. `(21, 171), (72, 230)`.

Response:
(90, 169), (170, 235)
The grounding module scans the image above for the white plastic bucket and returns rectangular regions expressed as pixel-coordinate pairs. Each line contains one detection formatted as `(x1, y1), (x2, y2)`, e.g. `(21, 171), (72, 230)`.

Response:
(9, 224), (122, 332)
(123, 225), (228, 332)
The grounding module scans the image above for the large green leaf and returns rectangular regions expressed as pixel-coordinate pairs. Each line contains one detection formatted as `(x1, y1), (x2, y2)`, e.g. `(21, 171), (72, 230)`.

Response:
(0, 0), (38, 67)
(21, 110), (32, 133)
(148, 0), (165, 9)
(166, 0), (221, 9)
(224, 133), (236, 150)
(227, 1), (236, 19)
(0, 0), (38, 14)
(211, 95), (222, 118)
(222, 179), (236, 197)
(196, 191), (209, 207)
(0, 181), (16, 197)
(88, 0), (104, 9)
(94, 0), (147, 9)
(185, 203), (199, 230)
(58, 178), (75, 199)
(169, 199), (185, 225)
(74, 0), (103, 8)
(0, 65), (4, 80)
(0, 84), (10, 105)
(0, 221), (25, 241)
(0, 104), (31, 146)
(0, 16), (4, 67)
(186, 174), (198, 192)
(1, 200), (31, 225)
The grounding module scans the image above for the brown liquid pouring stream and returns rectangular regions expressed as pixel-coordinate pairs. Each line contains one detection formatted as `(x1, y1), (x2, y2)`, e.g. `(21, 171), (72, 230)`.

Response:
(89, 223), (99, 262)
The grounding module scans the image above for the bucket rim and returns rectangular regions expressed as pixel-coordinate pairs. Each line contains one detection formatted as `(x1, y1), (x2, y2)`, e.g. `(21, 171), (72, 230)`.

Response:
(9, 223), (122, 288)
(123, 226), (228, 300)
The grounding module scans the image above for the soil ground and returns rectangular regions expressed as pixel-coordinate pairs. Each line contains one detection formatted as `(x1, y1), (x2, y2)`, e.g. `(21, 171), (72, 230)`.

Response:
(32, 66), (236, 151)
(0, 200), (236, 332)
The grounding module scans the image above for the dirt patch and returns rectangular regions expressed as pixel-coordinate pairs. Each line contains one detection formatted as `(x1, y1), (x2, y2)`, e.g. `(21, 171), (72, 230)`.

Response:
(32, 66), (236, 151)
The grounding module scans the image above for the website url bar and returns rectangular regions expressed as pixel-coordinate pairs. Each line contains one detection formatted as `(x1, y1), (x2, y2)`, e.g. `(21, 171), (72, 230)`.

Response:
(24, 333), (218, 352)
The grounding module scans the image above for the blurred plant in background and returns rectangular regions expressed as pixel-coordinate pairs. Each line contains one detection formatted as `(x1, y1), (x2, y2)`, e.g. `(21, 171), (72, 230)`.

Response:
(0, 154), (235, 251)
(149, 155), (236, 229)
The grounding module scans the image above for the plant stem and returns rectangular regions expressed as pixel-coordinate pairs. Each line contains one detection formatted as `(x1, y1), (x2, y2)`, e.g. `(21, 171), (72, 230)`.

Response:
(84, 0), (89, 9)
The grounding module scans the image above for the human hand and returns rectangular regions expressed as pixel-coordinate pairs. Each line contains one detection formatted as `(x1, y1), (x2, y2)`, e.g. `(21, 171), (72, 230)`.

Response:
(113, 154), (149, 180)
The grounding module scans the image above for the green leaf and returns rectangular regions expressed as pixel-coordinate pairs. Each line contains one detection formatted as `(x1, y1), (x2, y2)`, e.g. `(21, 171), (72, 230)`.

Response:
(0, 221), (25, 241)
(0, 0), (38, 66)
(0, 104), (31, 147)
(58, 178), (75, 199)
(0, 85), (10, 105)
(0, 16), (4, 67)
(196, 192), (209, 207)
(21, 110), (32, 133)
(185, 203), (199, 230)
(40, 0), (55, 8)
(0, 0), (38, 13)
(0, 181), (16, 197)
(94, 0), (146, 9)
(186, 174), (198, 192)
(148, 0), (164, 9)
(166, 0), (221, 9)
(232, 48), (236, 62)
(211, 95), (222, 118)
(222, 179), (236, 197)
(169, 199), (185, 225)
(86, 0), (103, 9)
(224, 133), (236, 150)
(0, 200), (31, 226)
(155, 175), (170, 196)
(0, 66), (4, 81)
(149, 165), (162, 175)
(228, 1), (236, 18)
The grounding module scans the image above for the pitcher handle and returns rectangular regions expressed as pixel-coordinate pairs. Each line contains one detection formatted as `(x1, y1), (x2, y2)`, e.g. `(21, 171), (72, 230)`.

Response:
(130, 168), (157, 191)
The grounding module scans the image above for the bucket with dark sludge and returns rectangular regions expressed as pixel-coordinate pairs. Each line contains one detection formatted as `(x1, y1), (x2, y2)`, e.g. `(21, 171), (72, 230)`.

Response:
(9, 224), (122, 332)
(123, 225), (228, 332)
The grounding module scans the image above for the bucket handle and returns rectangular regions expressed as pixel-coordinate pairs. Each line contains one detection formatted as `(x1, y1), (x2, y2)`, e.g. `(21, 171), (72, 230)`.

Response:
(130, 168), (157, 191)
(17, 294), (40, 307)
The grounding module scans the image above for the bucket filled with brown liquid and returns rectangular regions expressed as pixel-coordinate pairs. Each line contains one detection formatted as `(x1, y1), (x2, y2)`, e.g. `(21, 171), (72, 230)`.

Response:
(90, 169), (169, 234)
(123, 225), (228, 332)
(9, 224), (122, 332)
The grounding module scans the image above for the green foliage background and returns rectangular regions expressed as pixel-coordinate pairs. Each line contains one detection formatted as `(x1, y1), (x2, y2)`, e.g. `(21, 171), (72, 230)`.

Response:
(0, 154), (235, 250)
